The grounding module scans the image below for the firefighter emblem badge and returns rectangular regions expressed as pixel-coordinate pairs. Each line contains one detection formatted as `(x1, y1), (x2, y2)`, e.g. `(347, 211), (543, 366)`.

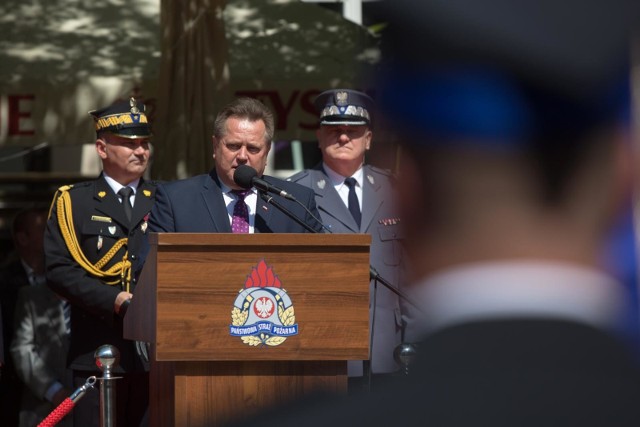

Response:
(230, 260), (298, 347)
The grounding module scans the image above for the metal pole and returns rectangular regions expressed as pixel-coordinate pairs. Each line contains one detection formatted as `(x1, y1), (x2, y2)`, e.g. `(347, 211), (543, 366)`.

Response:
(95, 345), (121, 427)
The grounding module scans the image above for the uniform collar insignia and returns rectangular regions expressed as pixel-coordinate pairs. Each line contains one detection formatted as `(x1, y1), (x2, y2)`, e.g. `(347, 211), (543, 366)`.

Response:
(98, 191), (106, 198)
(143, 189), (151, 197)
(367, 174), (374, 185)
(317, 178), (326, 190)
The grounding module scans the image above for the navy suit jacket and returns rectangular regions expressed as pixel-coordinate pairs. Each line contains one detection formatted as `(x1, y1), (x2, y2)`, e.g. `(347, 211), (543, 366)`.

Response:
(149, 169), (324, 234)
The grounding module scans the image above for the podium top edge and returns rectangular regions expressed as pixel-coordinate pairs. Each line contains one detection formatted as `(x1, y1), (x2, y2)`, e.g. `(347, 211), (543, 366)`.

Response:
(148, 232), (371, 246)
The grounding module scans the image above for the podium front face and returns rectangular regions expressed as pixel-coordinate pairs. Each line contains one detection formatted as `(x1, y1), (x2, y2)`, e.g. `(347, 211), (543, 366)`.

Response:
(127, 233), (371, 427)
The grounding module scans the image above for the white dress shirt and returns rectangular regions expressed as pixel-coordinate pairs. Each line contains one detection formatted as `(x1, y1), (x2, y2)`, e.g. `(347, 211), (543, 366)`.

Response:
(323, 163), (364, 211)
(103, 173), (139, 207)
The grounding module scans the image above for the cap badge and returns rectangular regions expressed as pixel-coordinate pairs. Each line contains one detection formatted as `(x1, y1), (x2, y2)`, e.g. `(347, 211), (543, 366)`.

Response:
(129, 97), (140, 115)
(367, 174), (375, 185)
(335, 91), (349, 107)
(317, 179), (326, 189)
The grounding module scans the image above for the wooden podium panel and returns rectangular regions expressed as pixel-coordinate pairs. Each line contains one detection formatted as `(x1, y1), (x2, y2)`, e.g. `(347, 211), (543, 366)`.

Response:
(125, 233), (371, 426)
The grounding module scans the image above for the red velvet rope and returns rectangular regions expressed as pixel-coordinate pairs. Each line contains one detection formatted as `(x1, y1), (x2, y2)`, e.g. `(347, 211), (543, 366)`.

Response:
(37, 398), (74, 427)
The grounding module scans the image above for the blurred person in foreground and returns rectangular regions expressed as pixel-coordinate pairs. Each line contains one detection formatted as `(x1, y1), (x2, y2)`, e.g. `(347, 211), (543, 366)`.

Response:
(45, 98), (156, 426)
(149, 97), (322, 234)
(0, 208), (50, 425)
(288, 89), (409, 385)
(10, 208), (73, 427)
(231, 0), (640, 426)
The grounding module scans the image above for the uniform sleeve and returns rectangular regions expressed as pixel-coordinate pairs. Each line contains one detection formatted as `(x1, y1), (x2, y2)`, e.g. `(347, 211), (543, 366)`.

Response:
(148, 183), (176, 233)
(44, 192), (121, 321)
(10, 288), (59, 400)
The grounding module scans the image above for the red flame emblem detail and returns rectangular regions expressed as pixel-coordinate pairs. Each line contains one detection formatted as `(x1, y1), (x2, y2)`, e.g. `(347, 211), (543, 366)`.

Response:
(244, 260), (282, 288)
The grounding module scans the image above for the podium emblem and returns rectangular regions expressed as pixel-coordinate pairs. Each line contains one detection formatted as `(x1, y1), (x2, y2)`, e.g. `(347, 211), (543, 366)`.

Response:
(230, 260), (298, 347)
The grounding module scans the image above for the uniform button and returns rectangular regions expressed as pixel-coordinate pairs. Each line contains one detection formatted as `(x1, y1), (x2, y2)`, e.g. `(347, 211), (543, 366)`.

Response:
(130, 254), (137, 260)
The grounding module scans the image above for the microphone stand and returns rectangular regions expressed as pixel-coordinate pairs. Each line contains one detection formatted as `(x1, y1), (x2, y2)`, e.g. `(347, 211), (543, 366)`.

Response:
(369, 267), (426, 314)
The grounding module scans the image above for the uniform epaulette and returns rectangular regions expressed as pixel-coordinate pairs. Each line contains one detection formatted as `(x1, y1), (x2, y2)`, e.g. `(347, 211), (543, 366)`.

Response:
(369, 165), (395, 177)
(58, 180), (93, 193)
(48, 184), (77, 219)
(286, 170), (310, 182)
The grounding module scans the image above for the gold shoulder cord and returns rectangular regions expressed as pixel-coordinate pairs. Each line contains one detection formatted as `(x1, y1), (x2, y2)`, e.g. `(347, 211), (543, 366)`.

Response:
(54, 187), (132, 292)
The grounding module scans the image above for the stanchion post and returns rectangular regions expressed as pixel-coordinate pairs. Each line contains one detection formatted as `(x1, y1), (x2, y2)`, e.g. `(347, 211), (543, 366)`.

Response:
(95, 345), (120, 427)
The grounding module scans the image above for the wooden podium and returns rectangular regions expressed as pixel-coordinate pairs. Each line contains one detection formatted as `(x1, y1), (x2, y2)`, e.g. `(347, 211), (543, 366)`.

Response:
(124, 233), (371, 427)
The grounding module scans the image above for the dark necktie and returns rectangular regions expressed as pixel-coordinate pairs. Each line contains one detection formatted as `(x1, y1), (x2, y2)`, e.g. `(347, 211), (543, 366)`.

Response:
(344, 177), (361, 227)
(231, 190), (251, 233)
(118, 187), (134, 221)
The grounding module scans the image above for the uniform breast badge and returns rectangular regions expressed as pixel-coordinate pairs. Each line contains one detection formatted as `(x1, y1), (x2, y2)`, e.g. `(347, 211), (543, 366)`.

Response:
(97, 235), (103, 251)
(367, 174), (375, 185)
(141, 213), (149, 233)
(230, 260), (298, 347)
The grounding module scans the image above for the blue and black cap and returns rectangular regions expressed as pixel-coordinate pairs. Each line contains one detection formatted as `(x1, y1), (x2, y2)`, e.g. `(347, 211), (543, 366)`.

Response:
(314, 89), (374, 127)
(376, 0), (638, 147)
(89, 97), (151, 139)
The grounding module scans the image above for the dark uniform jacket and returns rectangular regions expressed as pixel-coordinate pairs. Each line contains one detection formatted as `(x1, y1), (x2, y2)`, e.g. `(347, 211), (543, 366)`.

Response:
(288, 163), (407, 374)
(44, 175), (157, 372)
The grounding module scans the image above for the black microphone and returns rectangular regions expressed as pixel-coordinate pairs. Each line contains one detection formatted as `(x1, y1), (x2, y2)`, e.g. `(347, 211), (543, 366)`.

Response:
(233, 165), (295, 200)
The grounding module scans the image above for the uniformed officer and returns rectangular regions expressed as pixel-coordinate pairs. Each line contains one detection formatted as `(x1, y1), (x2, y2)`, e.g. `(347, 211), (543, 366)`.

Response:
(44, 97), (156, 426)
(288, 89), (409, 386)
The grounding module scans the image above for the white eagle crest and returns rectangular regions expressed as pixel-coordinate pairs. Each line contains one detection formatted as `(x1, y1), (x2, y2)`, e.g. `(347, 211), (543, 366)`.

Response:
(255, 297), (274, 318)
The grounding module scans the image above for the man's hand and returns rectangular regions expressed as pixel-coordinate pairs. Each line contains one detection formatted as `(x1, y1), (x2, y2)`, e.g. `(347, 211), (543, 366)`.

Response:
(114, 291), (133, 316)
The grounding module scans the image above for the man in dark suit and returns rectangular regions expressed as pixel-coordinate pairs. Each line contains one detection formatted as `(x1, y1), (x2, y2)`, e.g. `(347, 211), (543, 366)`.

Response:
(0, 208), (49, 426)
(149, 97), (323, 234)
(44, 98), (156, 427)
(288, 90), (408, 381)
(231, 1), (640, 426)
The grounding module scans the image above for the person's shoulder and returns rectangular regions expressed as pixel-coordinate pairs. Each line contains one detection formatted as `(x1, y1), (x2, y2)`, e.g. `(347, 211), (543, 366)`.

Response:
(287, 166), (326, 186)
(158, 173), (209, 191)
(50, 180), (95, 205)
(366, 164), (395, 178)
(286, 169), (311, 183)
(268, 175), (314, 196)
(142, 178), (162, 189)
(365, 164), (398, 186)
(57, 180), (94, 193)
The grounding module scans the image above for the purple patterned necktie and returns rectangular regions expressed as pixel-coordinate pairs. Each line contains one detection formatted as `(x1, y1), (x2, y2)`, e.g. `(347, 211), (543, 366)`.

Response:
(231, 190), (251, 233)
